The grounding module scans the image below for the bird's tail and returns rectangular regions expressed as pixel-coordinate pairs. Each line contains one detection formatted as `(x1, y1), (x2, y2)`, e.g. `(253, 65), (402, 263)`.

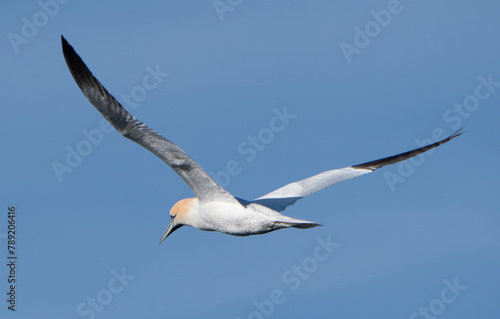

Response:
(276, 217), (322, 229)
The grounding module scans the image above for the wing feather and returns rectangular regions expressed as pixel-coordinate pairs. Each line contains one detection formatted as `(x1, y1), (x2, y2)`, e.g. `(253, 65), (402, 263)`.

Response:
(61, 36), (238, 204)
(253, 130), (462, 212)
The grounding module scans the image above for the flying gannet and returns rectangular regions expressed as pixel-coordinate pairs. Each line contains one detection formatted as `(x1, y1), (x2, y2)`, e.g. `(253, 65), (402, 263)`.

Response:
(61, 36), (461, 243)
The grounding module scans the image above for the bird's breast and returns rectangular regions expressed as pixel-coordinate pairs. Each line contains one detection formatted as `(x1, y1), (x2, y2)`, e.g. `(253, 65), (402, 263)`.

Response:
(190, 202), (276, 236)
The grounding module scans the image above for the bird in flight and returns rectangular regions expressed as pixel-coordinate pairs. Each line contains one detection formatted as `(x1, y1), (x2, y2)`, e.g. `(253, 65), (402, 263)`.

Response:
(61, 36), (461, 243)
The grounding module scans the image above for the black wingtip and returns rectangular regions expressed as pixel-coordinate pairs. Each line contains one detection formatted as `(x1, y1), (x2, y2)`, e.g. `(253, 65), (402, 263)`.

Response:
(449, 127), (464, 139)
(352, 128), (463, 171)
(61, 35), (69, 50)
(60, 35), (95, 95)
(61, 35), (74, 59)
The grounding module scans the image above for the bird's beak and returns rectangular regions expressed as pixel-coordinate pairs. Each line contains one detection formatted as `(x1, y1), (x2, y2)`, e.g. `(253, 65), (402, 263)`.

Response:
(159, 216), (179, 244)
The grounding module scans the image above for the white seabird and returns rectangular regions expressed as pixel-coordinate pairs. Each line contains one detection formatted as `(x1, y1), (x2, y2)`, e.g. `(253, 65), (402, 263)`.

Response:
(61, 36), (462, 243)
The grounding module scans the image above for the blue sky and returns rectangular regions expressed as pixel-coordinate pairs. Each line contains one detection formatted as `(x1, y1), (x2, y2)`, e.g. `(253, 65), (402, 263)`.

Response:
(2, 1), (499, 318)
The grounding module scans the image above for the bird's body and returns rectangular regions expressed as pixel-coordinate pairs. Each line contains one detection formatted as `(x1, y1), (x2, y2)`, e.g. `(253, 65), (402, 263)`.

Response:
(61, 36), (462, 243)
(172, 198), (319, 236)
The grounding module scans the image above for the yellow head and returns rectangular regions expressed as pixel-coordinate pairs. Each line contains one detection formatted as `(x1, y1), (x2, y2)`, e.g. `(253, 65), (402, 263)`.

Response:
(159, 198), (198, 243)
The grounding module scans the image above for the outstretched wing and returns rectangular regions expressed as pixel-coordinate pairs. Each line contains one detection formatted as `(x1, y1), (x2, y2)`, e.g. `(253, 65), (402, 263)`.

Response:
(252, 130), (462, 212)
(61, 36), (239, 205)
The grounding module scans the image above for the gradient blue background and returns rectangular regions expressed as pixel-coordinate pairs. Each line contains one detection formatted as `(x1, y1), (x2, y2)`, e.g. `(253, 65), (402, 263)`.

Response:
(2, 1), (499, 318)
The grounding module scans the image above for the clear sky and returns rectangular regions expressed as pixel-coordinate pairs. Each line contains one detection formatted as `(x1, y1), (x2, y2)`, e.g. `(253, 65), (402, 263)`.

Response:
(2, 1), (499, 318)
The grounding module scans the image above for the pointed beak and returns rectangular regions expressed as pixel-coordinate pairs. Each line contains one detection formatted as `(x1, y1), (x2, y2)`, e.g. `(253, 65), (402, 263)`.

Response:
(159, 217), (178, 244)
